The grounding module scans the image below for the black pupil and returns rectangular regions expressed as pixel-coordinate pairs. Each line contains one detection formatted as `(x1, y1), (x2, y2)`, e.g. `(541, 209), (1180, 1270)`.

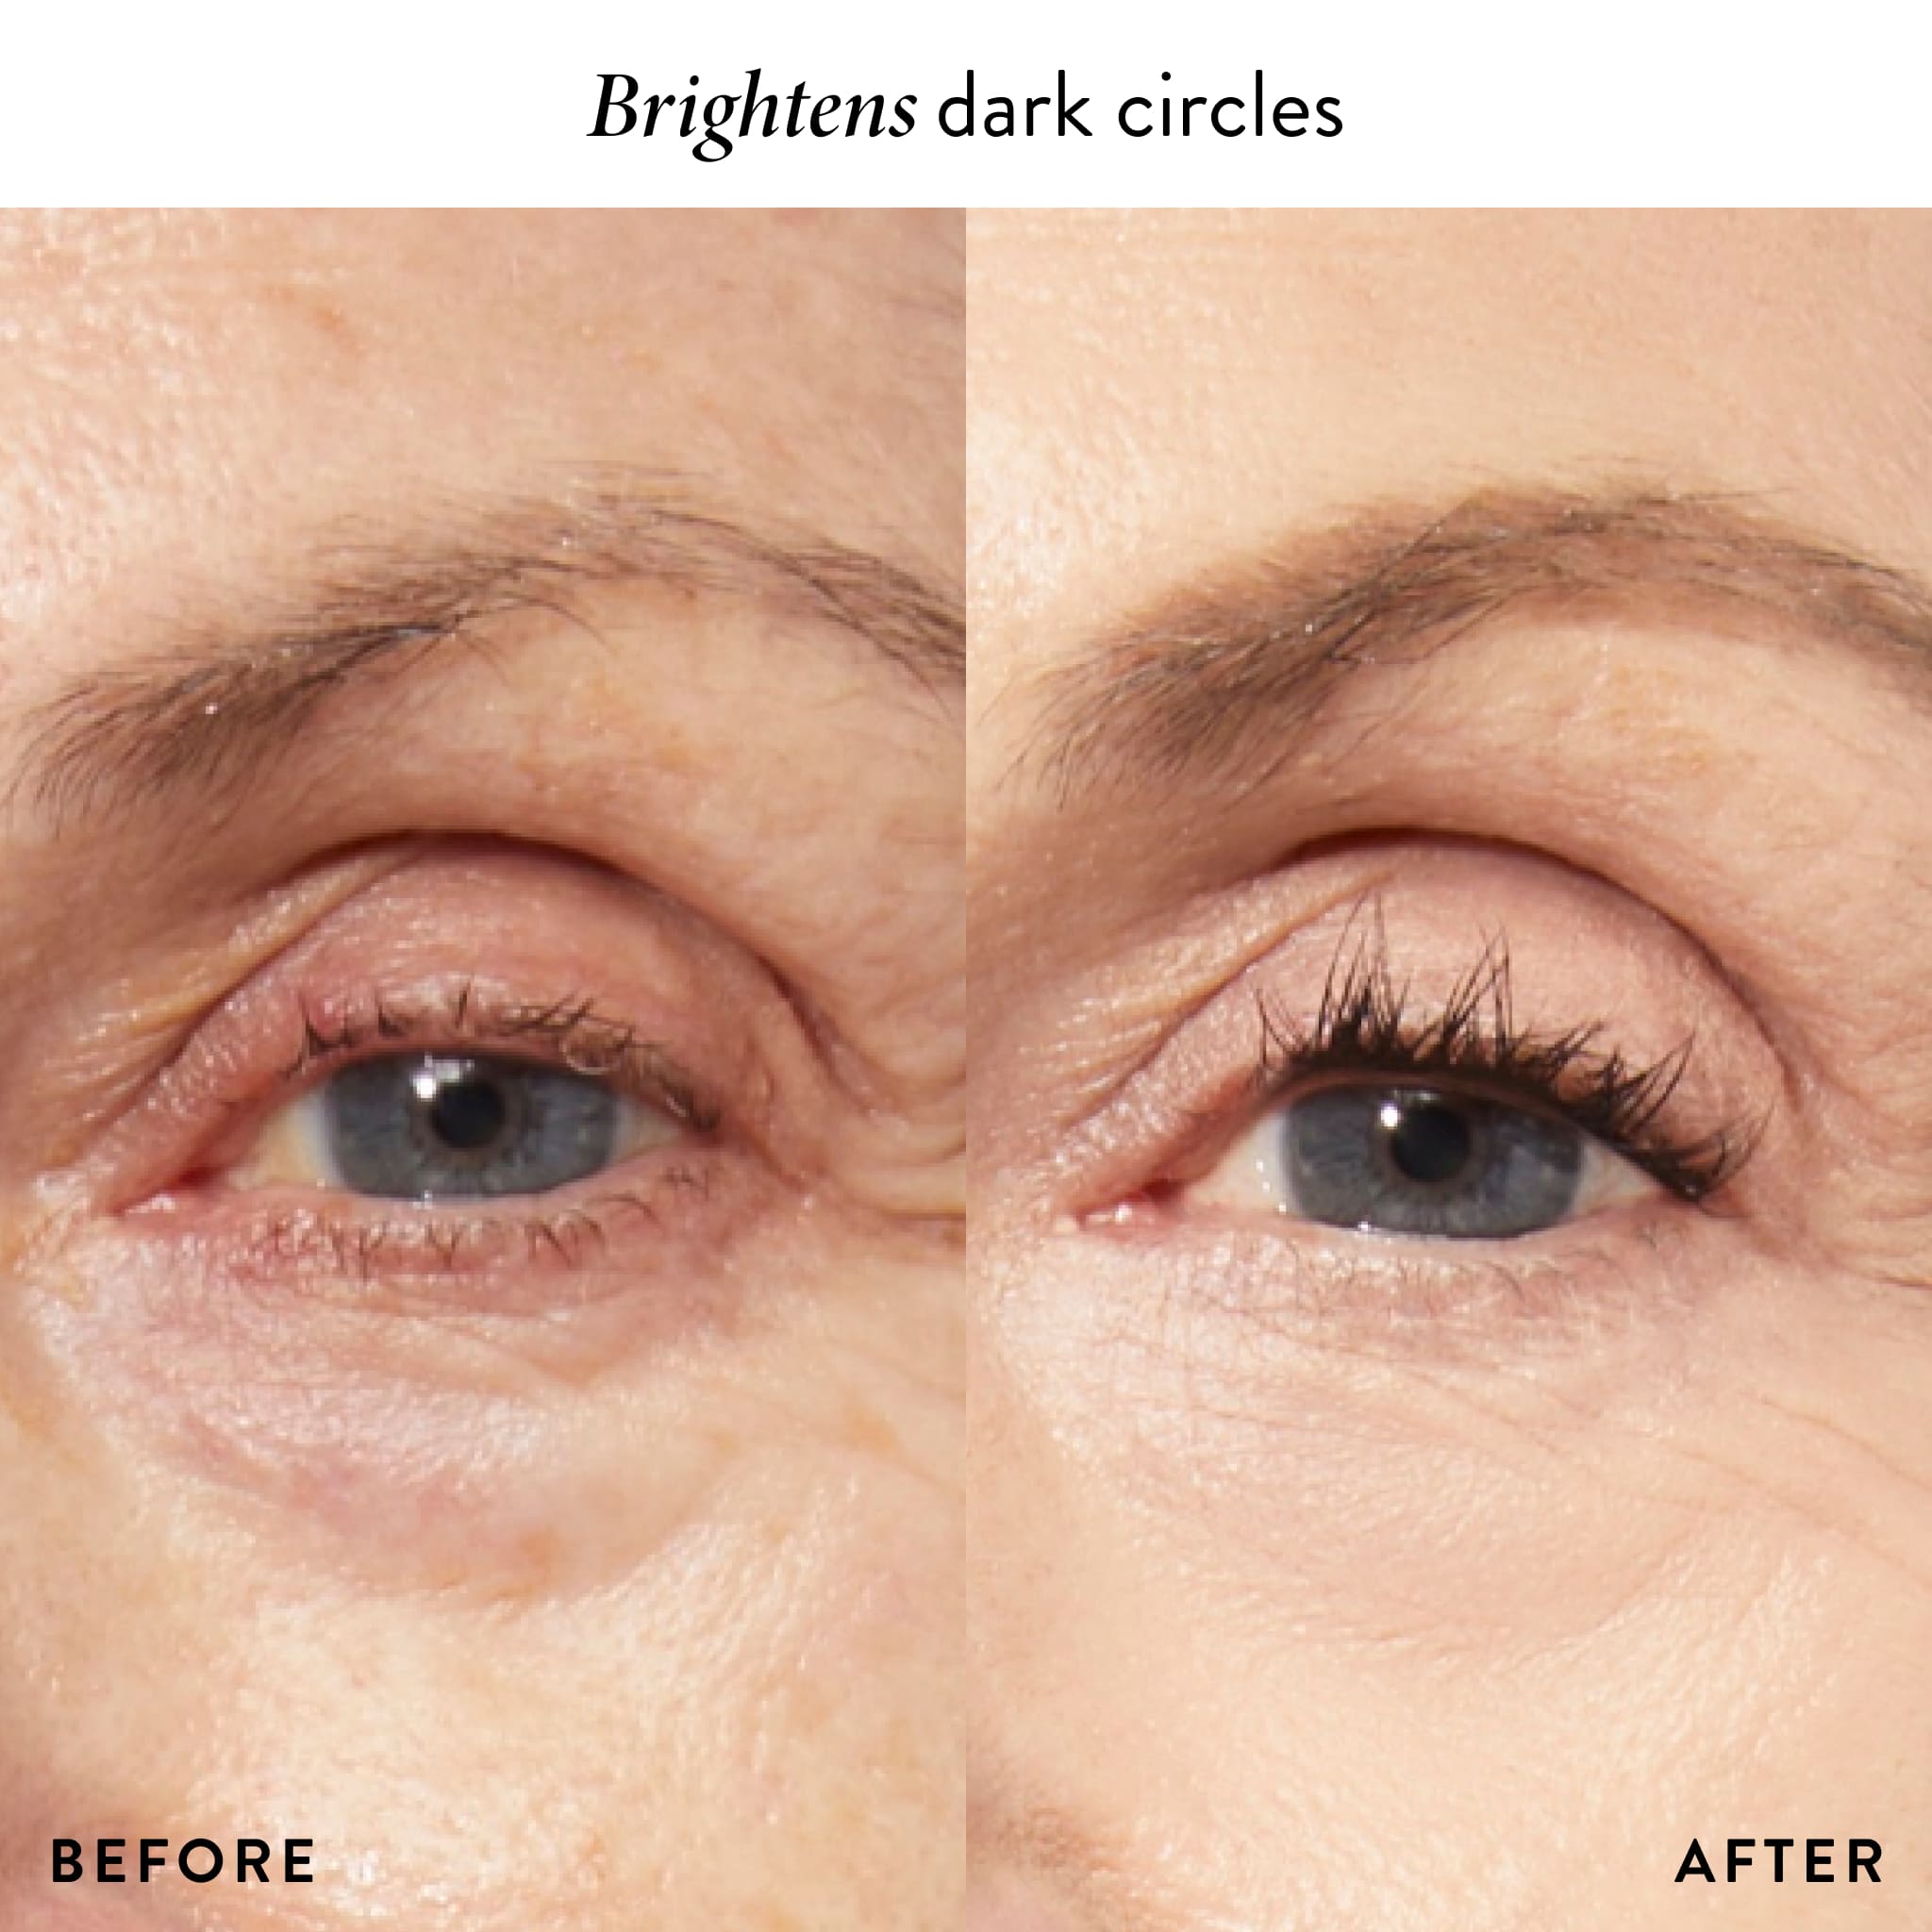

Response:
(1384, 1097), (1474, 1185)
(426, 1074), (508, 1153)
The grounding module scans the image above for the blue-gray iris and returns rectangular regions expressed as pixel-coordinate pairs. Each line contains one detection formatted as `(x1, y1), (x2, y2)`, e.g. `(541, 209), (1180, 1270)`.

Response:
(322, 1053), (622, 1201)
(1282, 1084), (1584, 1238)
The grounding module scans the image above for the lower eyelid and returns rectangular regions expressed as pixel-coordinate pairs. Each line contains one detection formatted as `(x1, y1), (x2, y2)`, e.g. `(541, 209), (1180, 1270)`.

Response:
(58, 1175), (773, 1355)
(1069, 1205), (1714, 1357)
(117, 1150), (748, 1306)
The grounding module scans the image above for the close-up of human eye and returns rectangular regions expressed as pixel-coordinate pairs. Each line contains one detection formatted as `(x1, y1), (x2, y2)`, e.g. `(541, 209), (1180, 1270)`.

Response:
(967, 208), (1932, 1932)
(1191, 1051), (1684, 1243)
(983, 839), (1779, 1312)
(1159, 925), (1748, 1243)
(36, 847), (812, 1311)
(263, 1042), (677, 1203)
(138, 982), (724, 1280)
(0, 208), (964, 1932)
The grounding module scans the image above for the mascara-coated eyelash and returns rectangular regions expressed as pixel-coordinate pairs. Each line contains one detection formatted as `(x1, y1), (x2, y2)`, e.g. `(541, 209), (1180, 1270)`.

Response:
(1254, 922), (1754, 1205)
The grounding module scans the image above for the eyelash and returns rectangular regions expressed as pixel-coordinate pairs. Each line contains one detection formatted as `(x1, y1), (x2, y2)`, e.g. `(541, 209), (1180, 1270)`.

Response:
(1252, 923), (1755, 1204)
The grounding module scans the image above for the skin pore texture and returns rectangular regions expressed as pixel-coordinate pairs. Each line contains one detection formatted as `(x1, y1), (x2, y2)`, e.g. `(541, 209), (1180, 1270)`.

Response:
(0, 212), (963, 1928)
(968, 212), (1932, 1929)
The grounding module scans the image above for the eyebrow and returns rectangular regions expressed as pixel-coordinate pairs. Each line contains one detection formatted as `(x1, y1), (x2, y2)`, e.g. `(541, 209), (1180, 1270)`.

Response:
(972, 1780), (1193, 1932)
(19, 472), (963, 829)
(1024, 487), (1932, 802)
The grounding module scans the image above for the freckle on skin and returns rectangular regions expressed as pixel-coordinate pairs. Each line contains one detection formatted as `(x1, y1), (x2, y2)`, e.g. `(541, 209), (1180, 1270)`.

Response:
(0, 1329), (60, 1443)
(506, 1526), (564, 1599)
(786, 1674), (834, 1740)
(748, 1907), (806, 1932)
(261, 280), (363, 363)
(841, 1399), (906, 1465)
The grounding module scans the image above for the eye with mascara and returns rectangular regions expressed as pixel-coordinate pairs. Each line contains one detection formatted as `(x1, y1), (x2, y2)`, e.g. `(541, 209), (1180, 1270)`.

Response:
(1155, 923), (1755, 1245)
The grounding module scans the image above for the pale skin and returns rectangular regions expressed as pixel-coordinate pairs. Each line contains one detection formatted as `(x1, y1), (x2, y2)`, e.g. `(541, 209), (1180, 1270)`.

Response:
(0, 211), (963, 1929)
(969, 212), (1932, 1928)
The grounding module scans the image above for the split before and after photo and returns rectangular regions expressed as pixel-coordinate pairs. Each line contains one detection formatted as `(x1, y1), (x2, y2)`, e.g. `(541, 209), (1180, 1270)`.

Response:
(0, 209), (1924, 1930)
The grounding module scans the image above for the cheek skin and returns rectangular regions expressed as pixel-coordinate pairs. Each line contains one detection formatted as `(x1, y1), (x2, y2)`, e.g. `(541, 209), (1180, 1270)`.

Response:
(13, 1174), (958, 1591)
(974, 1230), (1932, 1930)
(0, 1244), (961, 1930)
(3, 1493), (955, 1929)
(965, 1870), (1091, 1932)
(17, 1230), (777, 1597)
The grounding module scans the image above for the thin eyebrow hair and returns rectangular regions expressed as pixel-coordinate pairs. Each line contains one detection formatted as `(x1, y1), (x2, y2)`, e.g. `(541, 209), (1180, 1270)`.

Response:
(971, 1780), (1192, 1932)
(1024, 486), (1932, 803)
(19, 471), (963, 830)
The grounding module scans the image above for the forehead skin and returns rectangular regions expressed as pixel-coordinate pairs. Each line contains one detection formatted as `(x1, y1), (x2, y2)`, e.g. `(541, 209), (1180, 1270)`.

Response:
(0, 208), (960, 676)
(968, 209), (1932, 738)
